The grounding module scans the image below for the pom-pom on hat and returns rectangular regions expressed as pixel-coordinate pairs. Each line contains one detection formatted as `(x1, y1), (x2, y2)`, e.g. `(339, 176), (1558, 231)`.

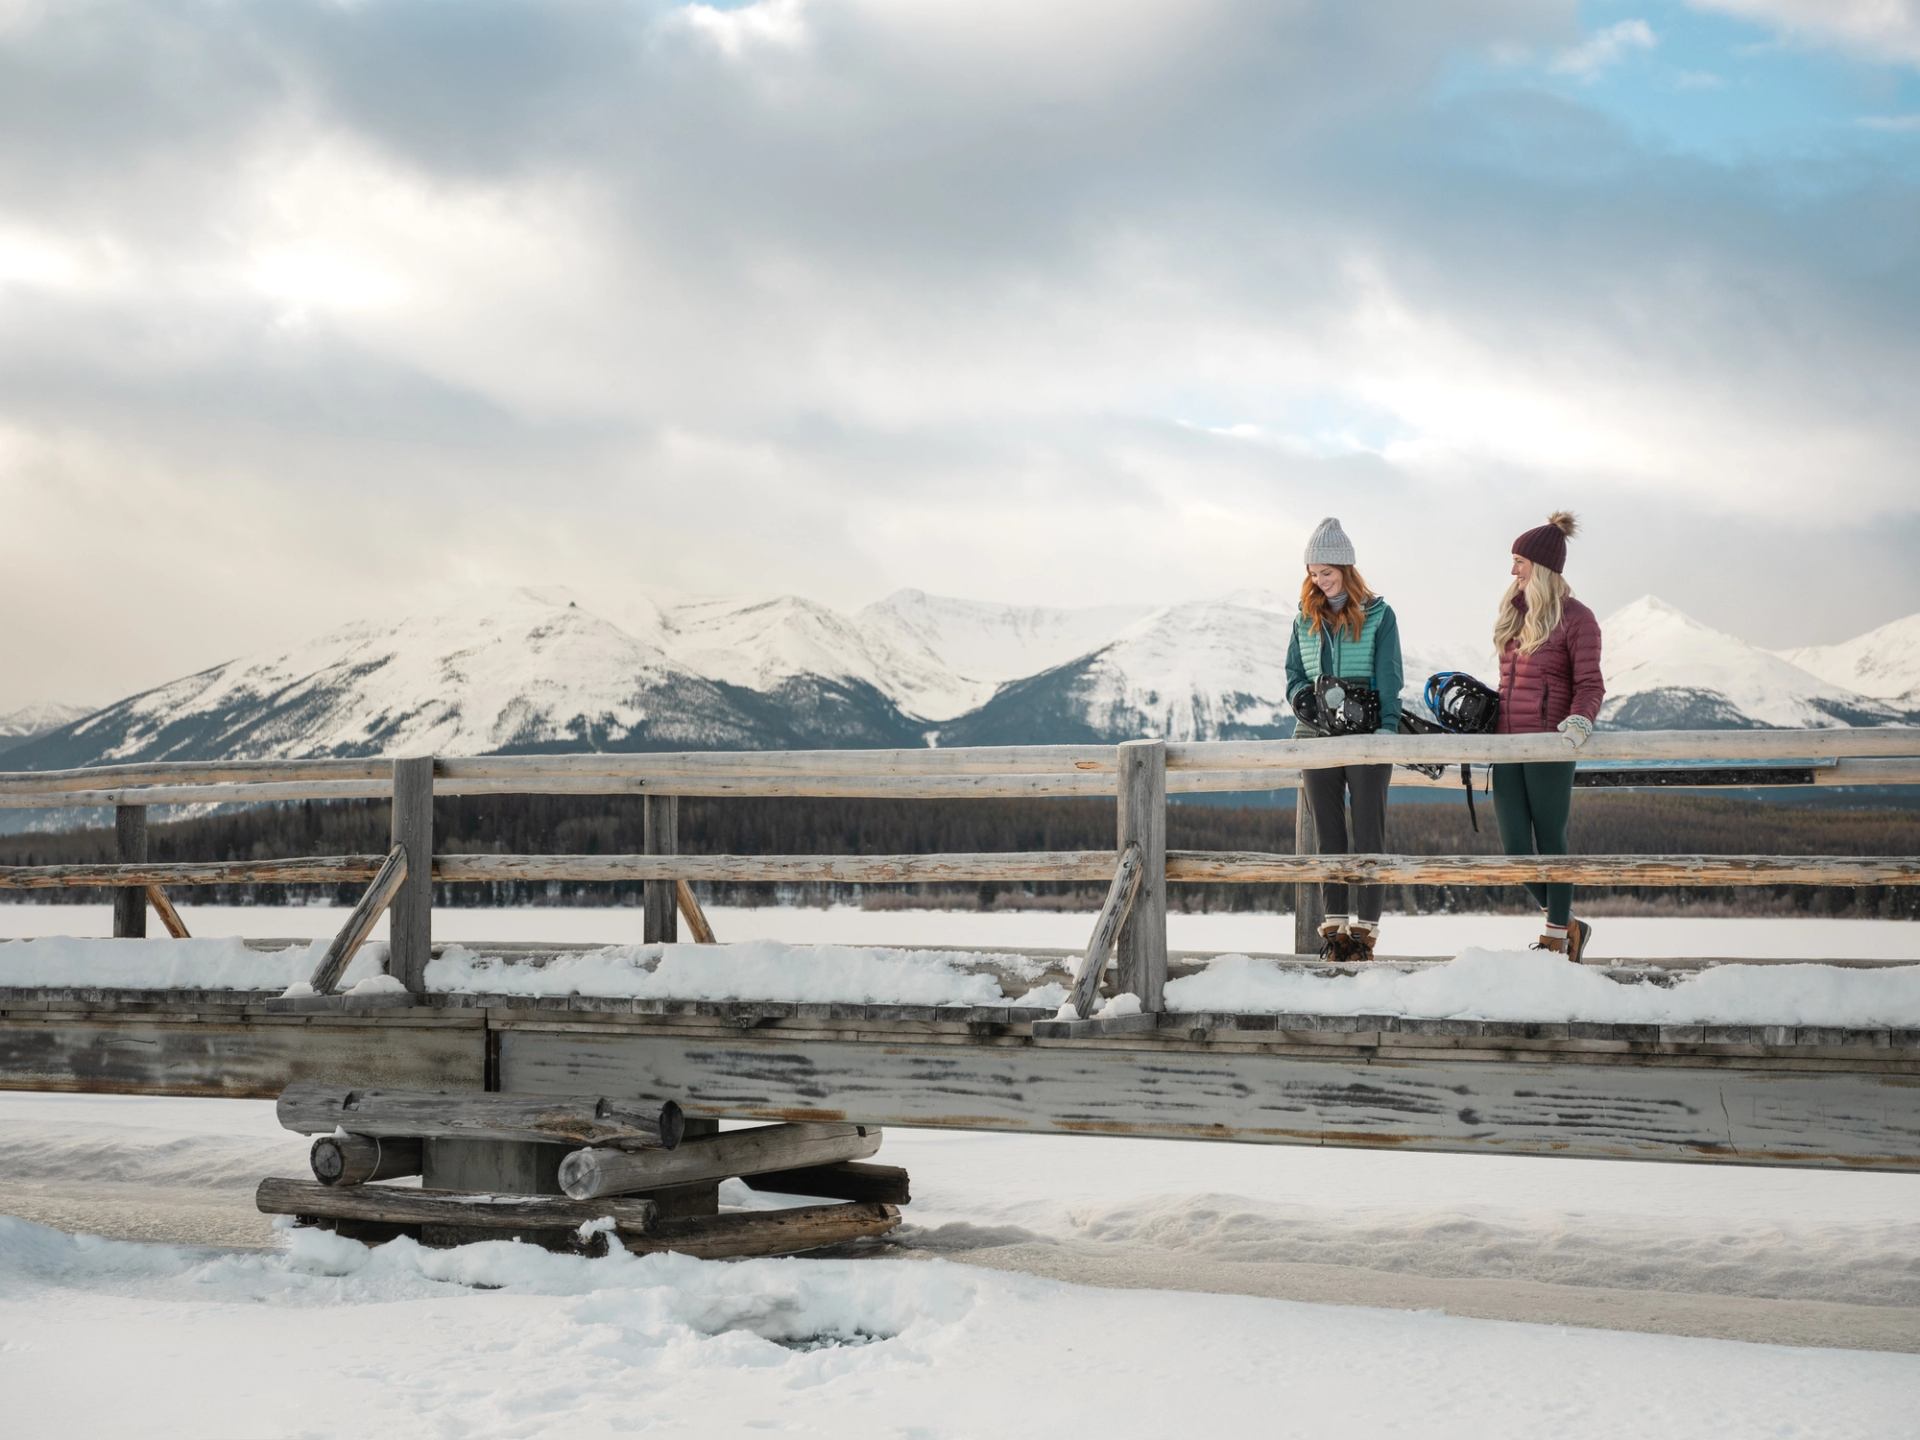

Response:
(1304, 516), (1356, 567)
(1512, 511), (1578, 574)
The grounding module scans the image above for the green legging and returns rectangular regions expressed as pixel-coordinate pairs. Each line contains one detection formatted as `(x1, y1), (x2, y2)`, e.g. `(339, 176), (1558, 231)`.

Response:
(1490, 761), (1576, 927)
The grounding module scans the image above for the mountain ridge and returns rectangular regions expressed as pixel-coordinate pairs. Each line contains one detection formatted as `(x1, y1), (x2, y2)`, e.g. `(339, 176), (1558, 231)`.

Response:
(5, 587), (1916, 772)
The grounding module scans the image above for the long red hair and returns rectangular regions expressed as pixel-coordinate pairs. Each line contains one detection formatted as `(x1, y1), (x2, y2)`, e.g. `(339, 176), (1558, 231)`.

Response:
(1300, 566), (1374, 642)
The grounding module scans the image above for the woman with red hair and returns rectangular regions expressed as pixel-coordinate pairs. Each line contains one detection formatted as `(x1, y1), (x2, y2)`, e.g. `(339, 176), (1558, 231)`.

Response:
(1283, 517), (1404, 962)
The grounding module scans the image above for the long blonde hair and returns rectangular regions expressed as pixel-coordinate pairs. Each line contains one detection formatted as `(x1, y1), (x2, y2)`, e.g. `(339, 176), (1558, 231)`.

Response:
(1493, 565), (1571, 657)
(1300, 565), (1375, 642)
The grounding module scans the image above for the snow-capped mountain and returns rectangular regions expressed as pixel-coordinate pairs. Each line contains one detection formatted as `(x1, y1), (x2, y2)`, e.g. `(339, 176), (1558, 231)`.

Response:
(857, 590), (1155, 721)
(12, 589), (921, 770)
(1778, 614), (1920, 712)
(651, 593), (960, 729)
(939, 601), (1297, 745)
(1600, 597), (1905, 730)
(938, 601), (1490, 746)
(4, 589), (1914, 774)
(0, 702), (96, 754)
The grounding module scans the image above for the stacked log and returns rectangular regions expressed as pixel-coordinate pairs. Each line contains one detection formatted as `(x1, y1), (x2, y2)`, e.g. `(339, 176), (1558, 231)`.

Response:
(266, 1084), (905, 1259)
(310, 1134), (423, 1186)
(559, 1123), (882, 1201)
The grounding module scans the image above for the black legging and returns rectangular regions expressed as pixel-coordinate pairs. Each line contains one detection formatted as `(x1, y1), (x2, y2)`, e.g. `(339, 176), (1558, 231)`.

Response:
(1301, 763), (1392, 923)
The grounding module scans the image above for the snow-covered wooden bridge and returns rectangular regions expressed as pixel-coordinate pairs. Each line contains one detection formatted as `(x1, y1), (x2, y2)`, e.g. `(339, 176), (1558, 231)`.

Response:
(0, 728), (1917, 1253)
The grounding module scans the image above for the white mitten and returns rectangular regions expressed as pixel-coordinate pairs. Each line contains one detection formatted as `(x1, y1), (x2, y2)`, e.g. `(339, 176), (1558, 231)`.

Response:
(1557, 715), (1593, 749)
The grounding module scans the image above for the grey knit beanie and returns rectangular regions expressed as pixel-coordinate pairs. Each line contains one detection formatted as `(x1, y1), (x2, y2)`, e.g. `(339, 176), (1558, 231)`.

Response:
(1303, 517), (1355, 567)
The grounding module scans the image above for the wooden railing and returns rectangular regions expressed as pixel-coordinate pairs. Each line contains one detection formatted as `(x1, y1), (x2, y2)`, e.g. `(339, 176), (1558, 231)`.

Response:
(1, 727), (1916, 1016)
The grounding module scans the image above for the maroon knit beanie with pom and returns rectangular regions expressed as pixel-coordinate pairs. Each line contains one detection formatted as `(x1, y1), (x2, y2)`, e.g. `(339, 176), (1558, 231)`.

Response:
(1512, 511), (1578, 574)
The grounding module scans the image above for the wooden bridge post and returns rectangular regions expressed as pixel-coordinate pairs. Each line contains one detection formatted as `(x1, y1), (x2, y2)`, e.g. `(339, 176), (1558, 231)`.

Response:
(1114, 739), (1167, 1011)
(1293, 782), (1324, 956)
(112, 804), (147, 938)
(388, 758), (434, 994)
(644, 795), (679, 944)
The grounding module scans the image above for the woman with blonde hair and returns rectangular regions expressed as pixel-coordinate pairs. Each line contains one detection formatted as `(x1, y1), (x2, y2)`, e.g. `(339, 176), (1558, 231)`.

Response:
(1283, 518), (1404, 962)
(1492, 512), (1605, 961)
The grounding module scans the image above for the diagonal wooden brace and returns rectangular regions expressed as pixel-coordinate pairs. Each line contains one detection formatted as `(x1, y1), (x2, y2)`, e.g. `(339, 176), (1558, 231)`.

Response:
(674, 879), (716, 943)
(307, 844), (409, 995)
(145, 885), (191, 938)
(1069, 841), (1145, 1019)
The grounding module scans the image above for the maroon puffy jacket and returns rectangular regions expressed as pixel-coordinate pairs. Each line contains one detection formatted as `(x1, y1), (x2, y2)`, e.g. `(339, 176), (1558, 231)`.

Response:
(1496, 594), (1605, 735)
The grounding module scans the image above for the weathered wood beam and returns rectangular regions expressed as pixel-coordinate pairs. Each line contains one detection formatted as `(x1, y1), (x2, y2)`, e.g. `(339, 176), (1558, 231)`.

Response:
(0, 756), (390, 797)
(1293, 781), (1323, 956)
(388, 757), (434, 995)
(432, 852), (1117, 884)
(7, 849), (1914, 892)
(307, 845), (408, 995)
(0, 755), (1897, 803)
(500, 1029), (1920, 1172)
(1114, 740), (1168, 1012)
(1164, 852), (1920, 886)
(436, 746), (1117, 780)
(622, 1201), (900, 1258)
(2, 738), (1913, 809)
(311, 1133), (423, 1186)
(0, 771), (1124, 807)
(277, 1083), (685, 1149)
(1070, 843), (1143, 1020)
(0, 779), (396, 809)
(1815, 757), (1920, 787)
(112, 805), (146, 939)
(1169, 727), (1920, 771)
(643, 795), (677, 945)
(0, 1012), (486, 1097)
(144, 885), (191, 939)
(0, 856), (386, 889)
(257, 1177), (658, 1234)
(742, 1161), (911, 1206)
(559, 1123), (882, 1201)
(674, 879), (716, 944)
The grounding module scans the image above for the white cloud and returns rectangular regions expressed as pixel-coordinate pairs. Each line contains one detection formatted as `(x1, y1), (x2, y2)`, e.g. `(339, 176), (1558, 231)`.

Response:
(672, 0), (808, 58)
(1690, 1), (1920, 67)
(1859, 112), (1920, 130)
(2, 0), (1919, 706)
(1549, 18), (1657, 77)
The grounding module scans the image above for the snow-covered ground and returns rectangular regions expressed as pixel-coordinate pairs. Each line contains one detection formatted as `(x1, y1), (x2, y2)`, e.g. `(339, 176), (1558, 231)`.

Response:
(3, 901), (1916, 959)
(1, 1204), (1914, 1440)
(1, 1092), (1918, 1438)
(3, 906), (1918, 1436)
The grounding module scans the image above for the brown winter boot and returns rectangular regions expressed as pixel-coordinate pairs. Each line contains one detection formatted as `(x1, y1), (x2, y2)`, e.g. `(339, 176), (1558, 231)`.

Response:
(1345, 923), (1379, 963)
(1531, 929), (1572, 958)
(1567, 919), (1593, 964)
(1315, 917), (1350, 963)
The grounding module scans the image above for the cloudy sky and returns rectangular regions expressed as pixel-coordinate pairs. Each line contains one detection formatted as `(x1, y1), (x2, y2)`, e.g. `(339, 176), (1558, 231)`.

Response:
(3, 0), (1918, 711)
